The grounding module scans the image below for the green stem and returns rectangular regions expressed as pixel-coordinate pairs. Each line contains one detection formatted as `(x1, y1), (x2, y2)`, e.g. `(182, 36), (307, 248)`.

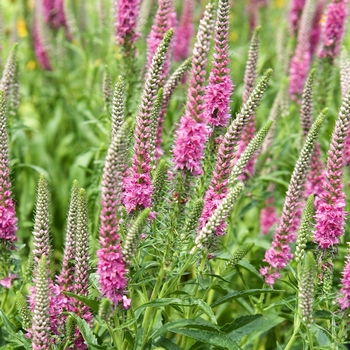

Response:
(141, 263), (165, 349)
(284, 332), (298, 350)
(1, 289), (9, 311)
(307, 327), (314, 349)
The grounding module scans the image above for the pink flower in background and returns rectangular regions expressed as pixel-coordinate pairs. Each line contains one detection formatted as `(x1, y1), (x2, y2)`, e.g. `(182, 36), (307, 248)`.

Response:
(319, 0), (348, 60)
(174, 0), (194, 61)
(288, 0), (306, 36)
(205, 0), (233, 128)
(260, 206), (278, 235)
(146, 0), (176, 79)
(289, 0), (316, 101)
(0, 93), (17, 245)
(309, 0), (326, 55)
(33, 11), (52, 70)
(115, 0), (140, 45)
(0, 274), (17, 288)
(339, 250), (350, 309)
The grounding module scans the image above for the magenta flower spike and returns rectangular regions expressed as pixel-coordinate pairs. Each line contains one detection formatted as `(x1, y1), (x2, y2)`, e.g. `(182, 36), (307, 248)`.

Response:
(309, 0), (326, 55)
(304, 143), (325, 207)
(115, 0), (140, 45)
(123, 30), (173, 212)
(0, 91), (17, 246)
(260, 195), (279, 235)
(204, 0), (233, 128)
(42, 0), (55, 23)
(146, 0), (176, 80)
(98, 121), (131, 306)
(172, 3), (215, 176)
(318, 0), (348, 61)
(314, 90), (350, 249)
(289, 0), (316, 101)
(288, 0), (306, 37)
(173, 0), (194, 61)
(156, 58), (191, 158)
(260, 110), (325, 285)
(33, 3), (52, 70)
(338, 247), (350, 309)
(200, 70), (272, 234)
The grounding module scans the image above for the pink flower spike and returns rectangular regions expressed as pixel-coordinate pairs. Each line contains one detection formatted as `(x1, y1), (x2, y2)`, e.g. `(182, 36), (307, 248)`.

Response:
(33, 4), (52, 71)
(172, 2), (215, 175)
(288, 0), (306, 37)
(289, 0), (316, 101)
(173, 115), (209, 176)
(0, 92), (17, 246)
(338, 248), (350, 309)
(205, 0), (234, 128)
(115, 0), (140, 45)
(98, 121), (131, 306)
(146, 0), (176, 80)
(318, 0), (348, 60)
(123, 30), (173, 212)
(261, 111), (325, 285)
(314, 90), (350, 250)
(173, 0), (194, 61)
(309, 0), (326, 55)
(260, 205), (278, 235)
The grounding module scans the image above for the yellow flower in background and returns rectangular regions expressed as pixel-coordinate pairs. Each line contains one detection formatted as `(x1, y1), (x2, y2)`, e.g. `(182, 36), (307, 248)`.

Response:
(95, 58), (102, 66)
(114, 45), (122, 61)
(17, 19), (28, 37)
(274, 0), (286, 8)
(230, 31), (238, 42)
(26, 60), (37, 70)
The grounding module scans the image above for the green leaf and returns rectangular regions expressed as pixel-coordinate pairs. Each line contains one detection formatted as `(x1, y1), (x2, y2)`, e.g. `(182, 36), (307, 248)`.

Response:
(68, 312), (103, 348)
(169, 328), (238, 349)
(229, 313), (284, 343)
(221, 315), (263, 333)
(65, 292), (100, 313)
(313, 310), (332, 320)
(152, 319), (220, 339)
(311, 324), (332, 347)
(210, 289), (283, 308)
(154, 337), (182, 350)
(136, 298), (217, 324)
(0, 309), (18, 334)
(237, 260), (263, 280)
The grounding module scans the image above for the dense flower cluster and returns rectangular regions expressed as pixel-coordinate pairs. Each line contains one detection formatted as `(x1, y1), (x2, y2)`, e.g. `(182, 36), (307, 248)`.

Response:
(261, 111), (325, 285)
(173, 0), (193, 61)
(314, 90), (350, 249)
(146, 0), (176, 79)
(173, 3), (214, 175)
(339, 249), (350, 309)
(204, 0), (233, 128)
(319, 0), (348, 60)
(0, 93), (17, 246)
(289, 0), (316, 101)
(123, 30), (173, 211)
(115, 0), (140, 45)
